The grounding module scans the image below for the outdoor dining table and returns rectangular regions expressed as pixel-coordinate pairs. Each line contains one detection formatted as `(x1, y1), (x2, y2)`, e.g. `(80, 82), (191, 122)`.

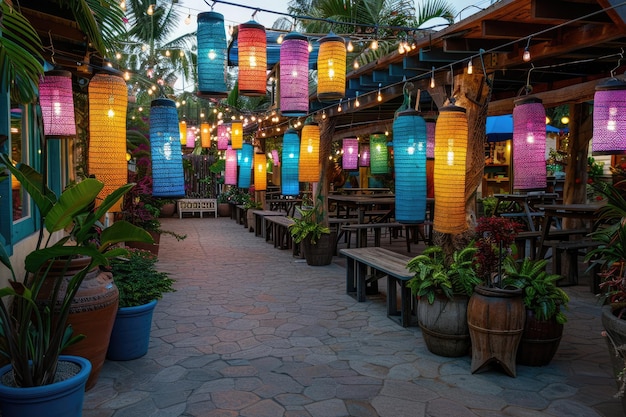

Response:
(533, 202), (605, 259)
(328, 194), (396, 224)
(493, 192), (559, 231)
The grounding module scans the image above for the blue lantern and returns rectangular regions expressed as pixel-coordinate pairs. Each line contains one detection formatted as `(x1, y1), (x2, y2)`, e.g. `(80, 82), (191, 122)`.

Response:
(281, 129), (300, 196)
(197, 12), (228, 97)
(150, 98), (185, 197)
(393, 109), (427, 223)
(238, 143), (253, 188)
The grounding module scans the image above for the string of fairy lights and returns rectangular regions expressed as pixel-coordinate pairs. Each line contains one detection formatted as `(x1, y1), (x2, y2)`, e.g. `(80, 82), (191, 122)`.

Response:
(107, 0), (626, 152)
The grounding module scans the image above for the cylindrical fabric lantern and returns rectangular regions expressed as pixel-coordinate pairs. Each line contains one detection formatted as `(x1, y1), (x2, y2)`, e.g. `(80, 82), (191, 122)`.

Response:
(317, 32), (346, 101)
(369, 133), (388, 174)
(231, 122), (243, 149)
(238, 20), (267, 96)
(272, 149), (280, 166)
(360, 144), (370, 167)
(299, 122), (320, 182)
(217, 123), (229, 150)
(88, 72), (128, 210)
(593, 78), (626, 155)
(282, 129), (300, 196)
(200, 122), (211, 148)
(280, 32), (309, 116)
(254, 153), (267, 191)
(186, 127), (196, 149)
(238, 143), (253, 188)
(179, 121), (187, 146)
(513, 96), (546, 190)
(225, 146), (237, 185)
(393, 109), (427, 223)
(342, 138), (359, 170)
(426, 119), (436, 159)
(149, 98), (185, 197)
(433, 104), (468, 234)
(197, 11), (228, 97)
(39, 70), (76, 137)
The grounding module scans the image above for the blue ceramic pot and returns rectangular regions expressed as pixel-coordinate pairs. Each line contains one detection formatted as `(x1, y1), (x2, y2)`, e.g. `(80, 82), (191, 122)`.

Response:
(0, 355), (91, 417)
(106, 299), (157, 361)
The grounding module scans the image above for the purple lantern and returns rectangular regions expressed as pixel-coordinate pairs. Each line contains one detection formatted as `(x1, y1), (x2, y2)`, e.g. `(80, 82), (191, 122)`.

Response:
(186, 127), (196, 148)
(217, 123), (229, 150)
(280, 32), (309, 117)
(513, 96), (546, 190)
(225, 146), (237, 185)
(359, 144), (370, 167)
(39, 70), (76, 137)
(272, 149), (280, 166)
(593, 78), (626, 155)
(426, 120), (435, 159)
(342, 138), (359, 170)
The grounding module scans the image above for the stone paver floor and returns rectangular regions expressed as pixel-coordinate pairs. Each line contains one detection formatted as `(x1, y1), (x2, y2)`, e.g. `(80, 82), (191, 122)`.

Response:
(84, 217), (624, 417)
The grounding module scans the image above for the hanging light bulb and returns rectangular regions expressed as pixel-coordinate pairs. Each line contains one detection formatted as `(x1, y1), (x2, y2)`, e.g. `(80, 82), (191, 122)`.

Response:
(467, 59), (473, 75)
(337, 99), (343, 112)
(430, 66), (435, 88)
(277, 33), (284, 44)
(184, 13), (191, 25)
(346, 40), (354, 52)
(370, 39), (378, 50)
(353, 59), (359, 70)
(147, 4), (154, 15)
(377, 89), (382, 102)
(120, 0), (126, 11)
(561, 116), (570, 124)
(308, 41), (313, 52)
(523, 47), (531, 62)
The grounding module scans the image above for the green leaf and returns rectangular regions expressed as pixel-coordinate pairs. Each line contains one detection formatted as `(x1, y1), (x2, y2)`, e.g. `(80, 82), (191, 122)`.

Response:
(0, 154), (56, 216)
(44, 179), (102, 233)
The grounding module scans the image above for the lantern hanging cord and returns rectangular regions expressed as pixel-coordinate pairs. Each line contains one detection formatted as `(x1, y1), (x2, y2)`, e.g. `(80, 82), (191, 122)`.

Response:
(611, 48), (624, 78)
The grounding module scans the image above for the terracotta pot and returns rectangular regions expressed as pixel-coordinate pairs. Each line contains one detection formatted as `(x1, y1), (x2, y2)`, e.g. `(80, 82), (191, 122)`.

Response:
(38, 257), (119, 391)
(467, 285), (525, 377)
(126, 230), (160, 256)
(159, 202), (176, 218)
(516, 308), (563, 366)
(418, 294), (470, 357)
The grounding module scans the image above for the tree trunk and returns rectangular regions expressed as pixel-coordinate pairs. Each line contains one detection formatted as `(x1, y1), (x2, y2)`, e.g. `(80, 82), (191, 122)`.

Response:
(317, 117), (337, 227)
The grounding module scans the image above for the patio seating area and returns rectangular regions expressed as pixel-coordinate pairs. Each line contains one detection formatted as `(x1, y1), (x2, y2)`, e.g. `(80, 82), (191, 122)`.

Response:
(83, 216), (623, 417)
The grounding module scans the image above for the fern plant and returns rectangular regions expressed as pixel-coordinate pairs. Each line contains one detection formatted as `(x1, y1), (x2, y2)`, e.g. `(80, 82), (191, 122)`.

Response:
(501, 257), (569, 324)
(407, 245), (481, 304)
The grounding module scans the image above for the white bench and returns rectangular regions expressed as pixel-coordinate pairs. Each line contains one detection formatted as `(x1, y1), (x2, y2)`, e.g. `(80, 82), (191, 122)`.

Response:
(177, 198), (217, 218)
(340, 247), (417, 327)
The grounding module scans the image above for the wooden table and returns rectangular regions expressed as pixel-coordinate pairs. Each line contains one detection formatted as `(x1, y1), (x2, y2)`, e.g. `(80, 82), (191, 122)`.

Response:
(493, 193), (558, 231)
(328, 195), (395, 223)
(251, 210), (286, 238)
(266, 197), (303, 216)
(332, 188), (391, 195)
(534, 202), (605, 259)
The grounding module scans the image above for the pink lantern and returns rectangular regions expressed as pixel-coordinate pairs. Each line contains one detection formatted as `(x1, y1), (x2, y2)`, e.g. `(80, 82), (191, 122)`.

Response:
(426, 120), (435, 159)
(272, 149), (280, 166)
(342, 138), (359, 170)
(225, 146), (237, 185)
(593, 78), (626, 154)
(39, 70), (76, 137)
(359, 144), (370, 167)
(279, 32), (309, 116)
(513, 96), (546, 190)
(186, 127), (196, 148)
(217, 123), (229, 150)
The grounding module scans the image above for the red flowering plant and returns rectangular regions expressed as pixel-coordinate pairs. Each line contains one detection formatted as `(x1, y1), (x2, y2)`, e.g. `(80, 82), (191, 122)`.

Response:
(473, 216), (525, 287)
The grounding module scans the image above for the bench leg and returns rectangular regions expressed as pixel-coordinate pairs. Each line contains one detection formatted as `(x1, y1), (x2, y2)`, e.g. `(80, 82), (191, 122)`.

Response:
(356, 262), (368, 302)
(387, 276), (399, 318)
(346, 257), (356, 295)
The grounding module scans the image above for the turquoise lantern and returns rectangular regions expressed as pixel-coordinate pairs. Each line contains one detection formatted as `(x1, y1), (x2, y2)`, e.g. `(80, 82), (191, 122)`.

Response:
(197, 12), (228, 97)
(149, 98), (185, 197)
(281, 129), (300, 196)
(238, 143), (253, 188)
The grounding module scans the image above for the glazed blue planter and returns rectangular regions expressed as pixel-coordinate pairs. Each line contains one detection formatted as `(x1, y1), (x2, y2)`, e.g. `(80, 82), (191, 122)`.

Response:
(0, 355), (91, 417)
(106, 299), (157, 361)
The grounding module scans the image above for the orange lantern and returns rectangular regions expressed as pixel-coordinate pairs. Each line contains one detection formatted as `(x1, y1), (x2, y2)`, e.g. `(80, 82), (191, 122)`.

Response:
(88, 72), (128, 211)
(238, 20), (267, 96)
(179, 121), (187, 146)
(200, 122), (211, 148)
(254, 153), (267, 191)
(433, 104), (468, 234)
(317, 32), (346, 100)
(231, 122), (243, 149)
(299, 122), (320, 182)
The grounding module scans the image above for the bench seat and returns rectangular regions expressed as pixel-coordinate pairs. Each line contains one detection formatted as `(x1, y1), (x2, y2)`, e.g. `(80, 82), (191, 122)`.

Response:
(551, 239), (601, 287)
(177, 198), (217, 218)
(340, 247), (417, 327)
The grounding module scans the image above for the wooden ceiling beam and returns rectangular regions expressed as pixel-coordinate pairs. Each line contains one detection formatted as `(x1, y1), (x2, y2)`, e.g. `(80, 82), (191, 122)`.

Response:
(481, 20), (554, 39)
(532, 0), (611, 23)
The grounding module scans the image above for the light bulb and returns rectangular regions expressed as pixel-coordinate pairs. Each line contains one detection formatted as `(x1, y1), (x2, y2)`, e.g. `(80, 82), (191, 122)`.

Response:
(370, 39), (378, 50)
(347, 40), (354, 52)
(377, 90), (382, 102)
(523, 48), (531, 62)
(467, 60), (473, 75)
(184, 14), (191, 25)
(147, 4), (154, 15)
(353, 60), (359, 70)
(561, 116), (570, 124)
(277, 34), (284, 44)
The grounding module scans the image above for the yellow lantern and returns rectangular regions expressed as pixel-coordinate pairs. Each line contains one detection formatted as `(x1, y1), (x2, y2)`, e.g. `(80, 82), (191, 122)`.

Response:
(317, 32), (346, 100)
(254, 153), (267, 191)
(88, 72), (128, 211)
(231, 122), (243, 149)
(299, 122), (320, 182)
(200, 122), (211, 148)
(433, 104), (468, 234)
(179, 121), (187, 146)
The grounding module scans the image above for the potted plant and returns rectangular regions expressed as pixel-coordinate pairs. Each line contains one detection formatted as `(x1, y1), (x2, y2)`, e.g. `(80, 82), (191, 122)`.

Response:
(0, 154), (153, 416)
(501, 256), (569, 366)
(288, 204), (334, 266)
(244, 197), (263, 232)
(407, 244), (481, 357)
(585, 180), (626, 406)
(106, 248), (175, 360)
(467, 216), (527, 377)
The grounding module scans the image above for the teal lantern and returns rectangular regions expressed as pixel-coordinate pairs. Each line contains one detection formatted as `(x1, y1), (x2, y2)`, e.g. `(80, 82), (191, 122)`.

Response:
(150, 98), (185, 197)
(197, 12), (228, 97)
(281, 129), (300, 195)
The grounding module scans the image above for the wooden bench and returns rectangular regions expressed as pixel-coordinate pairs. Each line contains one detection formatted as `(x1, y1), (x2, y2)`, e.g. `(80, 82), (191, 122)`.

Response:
(340, 247), (417, 327)
(551, 239), (602, 286)
(235, 204), (247, 226)
(177, 198), (217, 218)
(252, 210), (286, 238)
(265, 216), (301, 256)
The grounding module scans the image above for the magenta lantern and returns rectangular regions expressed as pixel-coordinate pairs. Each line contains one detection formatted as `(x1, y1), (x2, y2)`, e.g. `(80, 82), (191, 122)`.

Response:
(280, 32), (309, 116)
(217, 123), (229, 150)
(593, 78), (626, 155)
(225, 146), (237, 185)
(342, 138), (359, 170)
(513, 96), (546, 190)
(39, 70), (76, 137)
(426, 120), (435, 159)
(272, 149), (280, 166)
(359, 144), (370, 167)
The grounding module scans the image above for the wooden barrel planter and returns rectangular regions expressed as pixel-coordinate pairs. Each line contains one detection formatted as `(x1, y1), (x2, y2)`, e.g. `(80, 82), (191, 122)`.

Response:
(467, 285), (525, 377)
(302, 232), (336, 266)
(418, 294), (470, 357)
(516, 308), (563, 366)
